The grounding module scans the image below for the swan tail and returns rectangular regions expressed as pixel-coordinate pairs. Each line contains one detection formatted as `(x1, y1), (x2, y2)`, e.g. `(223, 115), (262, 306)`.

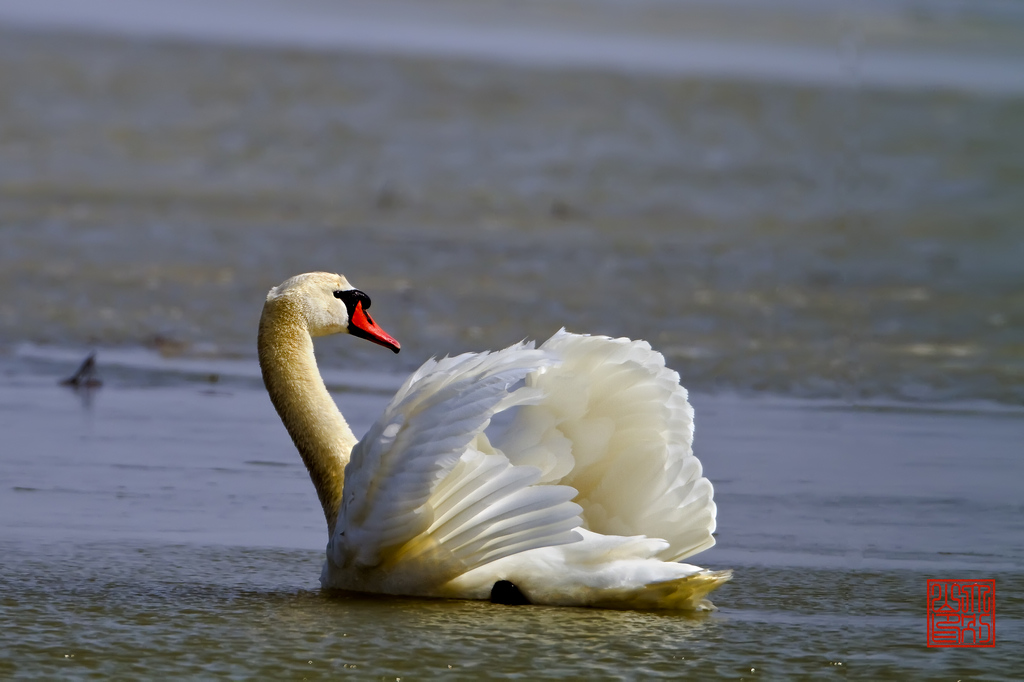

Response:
(578, 569), (733, 611)
(443, 528), (731, 610)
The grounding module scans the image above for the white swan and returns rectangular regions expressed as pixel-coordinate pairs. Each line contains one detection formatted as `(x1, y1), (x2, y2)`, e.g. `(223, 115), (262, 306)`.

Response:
(258, 272), (730, 609)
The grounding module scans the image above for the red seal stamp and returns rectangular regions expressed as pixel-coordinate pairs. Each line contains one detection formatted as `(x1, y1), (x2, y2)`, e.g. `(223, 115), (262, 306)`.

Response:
(927, 579), (995, 647)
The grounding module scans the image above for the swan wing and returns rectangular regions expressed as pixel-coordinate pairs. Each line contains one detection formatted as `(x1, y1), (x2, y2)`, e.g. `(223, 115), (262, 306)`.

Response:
(329, 344), (582, 587)
(495, 330), (717, 562)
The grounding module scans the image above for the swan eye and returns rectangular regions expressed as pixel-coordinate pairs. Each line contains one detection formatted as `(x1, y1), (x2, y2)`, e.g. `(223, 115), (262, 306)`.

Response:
(334, 289), (372, 316)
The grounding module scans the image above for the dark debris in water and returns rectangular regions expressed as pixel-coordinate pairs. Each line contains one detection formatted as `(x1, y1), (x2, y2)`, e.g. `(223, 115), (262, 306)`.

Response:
(60, 352), (103, 389)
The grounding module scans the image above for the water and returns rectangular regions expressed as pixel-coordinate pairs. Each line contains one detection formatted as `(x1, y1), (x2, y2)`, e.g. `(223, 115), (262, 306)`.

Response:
(1, 18), (1022, 404)
(3, 550), (1016, 679)
(1, 0), (1023, 678)
(2, 372), (1022, 677)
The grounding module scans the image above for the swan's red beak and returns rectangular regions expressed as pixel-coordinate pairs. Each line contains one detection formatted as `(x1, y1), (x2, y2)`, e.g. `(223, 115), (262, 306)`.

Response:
(348, 301), (401, 353)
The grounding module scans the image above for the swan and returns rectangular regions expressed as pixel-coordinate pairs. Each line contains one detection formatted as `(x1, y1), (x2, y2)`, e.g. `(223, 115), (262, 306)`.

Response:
(258, 272), (731, 609)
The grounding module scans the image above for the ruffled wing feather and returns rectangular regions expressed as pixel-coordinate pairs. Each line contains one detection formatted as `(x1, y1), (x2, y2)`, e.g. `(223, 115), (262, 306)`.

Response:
(329, 344), (582, 590)
(496, 330), (717, 562)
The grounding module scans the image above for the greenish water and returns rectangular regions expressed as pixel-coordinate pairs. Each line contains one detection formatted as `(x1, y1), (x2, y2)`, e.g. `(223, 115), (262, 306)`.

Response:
(1, 371), (1021, 678)
(3, 542), (1018, 679)
(1, 4), (1023, 678)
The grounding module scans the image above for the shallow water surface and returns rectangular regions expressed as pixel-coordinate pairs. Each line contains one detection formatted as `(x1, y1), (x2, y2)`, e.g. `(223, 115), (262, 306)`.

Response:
(6, 541), (1017, 679)
(1, 366), (1021, 678)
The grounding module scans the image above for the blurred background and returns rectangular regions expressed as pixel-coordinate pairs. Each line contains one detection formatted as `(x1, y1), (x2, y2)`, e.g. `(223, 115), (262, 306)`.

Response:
(0, 0), (1022, 402)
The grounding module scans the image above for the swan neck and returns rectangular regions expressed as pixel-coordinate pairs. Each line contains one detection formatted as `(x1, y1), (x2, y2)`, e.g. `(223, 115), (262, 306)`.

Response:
(258, 298), (355, 537)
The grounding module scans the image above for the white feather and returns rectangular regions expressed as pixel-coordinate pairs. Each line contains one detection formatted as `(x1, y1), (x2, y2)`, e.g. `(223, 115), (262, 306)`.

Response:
(322, 330), (728, 608)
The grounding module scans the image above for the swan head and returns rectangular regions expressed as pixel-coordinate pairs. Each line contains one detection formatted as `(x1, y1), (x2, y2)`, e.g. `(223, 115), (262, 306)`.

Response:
(265, 272), (401, 353)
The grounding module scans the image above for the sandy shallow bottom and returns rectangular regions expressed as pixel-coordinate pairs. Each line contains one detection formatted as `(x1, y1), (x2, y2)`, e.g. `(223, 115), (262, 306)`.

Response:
(1, 357), (1020, 678)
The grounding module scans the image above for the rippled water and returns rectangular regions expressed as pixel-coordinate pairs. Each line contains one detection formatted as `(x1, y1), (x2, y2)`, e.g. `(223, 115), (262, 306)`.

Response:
(4, 542), (1018, 678)
(2, 365), (1022, 678)
(1, 3), (1023, 678)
